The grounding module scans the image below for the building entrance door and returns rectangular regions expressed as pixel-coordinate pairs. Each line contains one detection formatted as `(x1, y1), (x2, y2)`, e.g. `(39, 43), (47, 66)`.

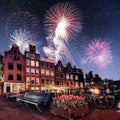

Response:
(6, 86), (10, 92)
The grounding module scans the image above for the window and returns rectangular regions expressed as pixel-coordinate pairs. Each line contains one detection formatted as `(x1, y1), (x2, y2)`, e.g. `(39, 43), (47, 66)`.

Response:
(26, 68), (30, 74)
(17, 56), (20, 60)
(17, 74), (22, 81)
(8, 74), (13, 80)
(30, 54), (35, 59)
(26, 53), (29, 57)
(41, 69), (45, 75)
(75, 75), (78, 80)
(41, 62), (44, 66)
(51, 80), (54, 85)
(9, 55), (13, 60)
(31, 60), (35, 66)
(56, 73), (59, 78)
(46, 62), (48, 67)
(50, 64), (53, 68)
(58, 67), (62, 72)
(13, 55), (17, 60)
(66, 74), (69, 79)
(31, 77), (35, 84)
(46, 70), (49, 76)
(41, 79), (44, 84)
(56, 81), (60, 85)
(36, 61), (39, 67)
(36, 78), (39, 85)
(36, 69), (39, 76)
(31, 68), (35, 75)
(8, 62), (14, 70)
(70, 74), (73, 80)
(67, 82), (69, 86)
(17, 64), (22, 71)
(50, 71), (54, 76)
(61, 74), (64, 78)
(26, 77), (30, 83)
(26, 59), (30, 65)
(46, 79), (49, 85)
(30, 45), (35, 53)
(36, 55), (40, 59)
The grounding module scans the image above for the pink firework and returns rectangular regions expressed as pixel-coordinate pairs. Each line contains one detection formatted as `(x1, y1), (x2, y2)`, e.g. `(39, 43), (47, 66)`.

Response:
(86, 39), (112, 67)
(44, 2), (82, 41)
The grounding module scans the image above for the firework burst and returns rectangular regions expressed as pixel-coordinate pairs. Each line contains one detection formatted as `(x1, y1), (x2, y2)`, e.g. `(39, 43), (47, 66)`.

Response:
(44, 2), (82, 40)
(5, 11), (40, 38)
(86, 39), (112, 67)
(44, 2), (82, 64)
(10, 29), (34, 53)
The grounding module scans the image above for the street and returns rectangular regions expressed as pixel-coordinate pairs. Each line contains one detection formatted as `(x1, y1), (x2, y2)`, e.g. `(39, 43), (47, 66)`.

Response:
(0, 97), (120, 120)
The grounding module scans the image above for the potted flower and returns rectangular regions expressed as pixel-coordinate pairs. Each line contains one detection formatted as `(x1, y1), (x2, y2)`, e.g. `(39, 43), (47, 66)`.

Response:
(50, 95), (89, 120)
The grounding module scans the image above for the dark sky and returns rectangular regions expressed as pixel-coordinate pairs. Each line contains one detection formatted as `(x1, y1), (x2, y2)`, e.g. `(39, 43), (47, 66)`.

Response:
(0, 0), (120, 80)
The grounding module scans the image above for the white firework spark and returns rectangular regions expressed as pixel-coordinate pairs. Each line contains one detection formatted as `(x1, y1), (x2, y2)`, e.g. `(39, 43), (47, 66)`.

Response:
(10, 29), (33, 53)
(44, 2), (82, 64)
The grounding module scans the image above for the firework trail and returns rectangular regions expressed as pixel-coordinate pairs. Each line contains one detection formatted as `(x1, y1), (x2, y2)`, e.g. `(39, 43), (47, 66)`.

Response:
(10, 29), (34, 53)
(44, 2), (82, 64)
(5, 11), (40, 38)
(86, 39), (112, 68)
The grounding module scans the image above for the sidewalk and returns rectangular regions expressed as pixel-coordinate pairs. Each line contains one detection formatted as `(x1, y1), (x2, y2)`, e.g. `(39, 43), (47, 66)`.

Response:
(0, 97), (120, 120)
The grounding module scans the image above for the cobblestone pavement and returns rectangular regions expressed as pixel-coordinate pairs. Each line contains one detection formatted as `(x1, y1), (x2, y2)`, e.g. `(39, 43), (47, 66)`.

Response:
(0, 97), (120, 120)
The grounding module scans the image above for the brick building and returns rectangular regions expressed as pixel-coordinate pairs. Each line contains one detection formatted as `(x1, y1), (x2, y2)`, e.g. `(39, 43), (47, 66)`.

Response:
(2, 44), (84, 94)
(25, 44), (40, 91)
(40, 57), (55, 91)
(4, 44), (25, 93)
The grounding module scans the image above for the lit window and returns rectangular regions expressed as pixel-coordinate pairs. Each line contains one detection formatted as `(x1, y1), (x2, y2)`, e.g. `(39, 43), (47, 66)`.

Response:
(46, 70), (49, 76)
(66, 74), (69, 79)
(70, 74), (73, 80)
(36, 61), (39, 67)
(41, 69), (45, 75)
(26, 68), (30, 74)
(51, 80), (54, 85)
(50, 71), (54, 76)
(36, 78), (39, 85)
(36, 69), (39, 76)
(46, 79), (49, 85)
(75, 75), (78, 80)
(26, 59), (30, 65)
(31, 60), (35, 66)
(26, 77), (30, 83)
(31, 68), (35, 75)
(26, 53), (29, 57)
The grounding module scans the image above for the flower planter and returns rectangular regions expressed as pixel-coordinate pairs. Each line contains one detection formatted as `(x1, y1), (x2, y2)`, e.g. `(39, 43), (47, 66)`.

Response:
(50, 105), (89, 120)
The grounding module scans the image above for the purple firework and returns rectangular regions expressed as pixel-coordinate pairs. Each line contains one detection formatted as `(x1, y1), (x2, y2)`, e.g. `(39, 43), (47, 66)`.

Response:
(86, 39), (112, 67)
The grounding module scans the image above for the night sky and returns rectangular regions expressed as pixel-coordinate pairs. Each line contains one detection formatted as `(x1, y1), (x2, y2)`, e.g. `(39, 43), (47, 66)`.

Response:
(0, 0), (120, 80)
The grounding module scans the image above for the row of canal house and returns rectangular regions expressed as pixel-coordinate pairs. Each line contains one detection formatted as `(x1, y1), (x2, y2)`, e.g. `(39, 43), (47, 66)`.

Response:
(1, 43), (84, 94)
